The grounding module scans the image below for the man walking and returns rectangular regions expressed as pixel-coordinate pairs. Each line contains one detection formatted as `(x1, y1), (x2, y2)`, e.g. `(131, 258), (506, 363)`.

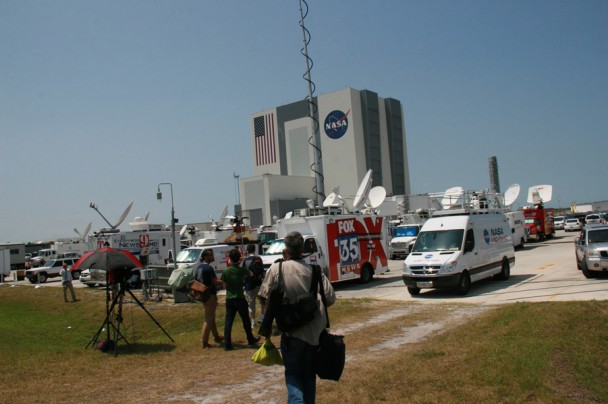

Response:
(60, 262), (78, 303)
(243, 243), (265, 327)
(221, 248), (260, 350)
(258, 231), (336, 403)
(196, 249), (223, 348)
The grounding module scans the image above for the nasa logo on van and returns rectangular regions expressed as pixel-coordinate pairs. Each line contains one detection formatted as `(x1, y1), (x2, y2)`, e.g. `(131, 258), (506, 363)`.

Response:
(424, 254), (433, 260)
(324, 110), (350, 139)
(483, 229), (491, 245)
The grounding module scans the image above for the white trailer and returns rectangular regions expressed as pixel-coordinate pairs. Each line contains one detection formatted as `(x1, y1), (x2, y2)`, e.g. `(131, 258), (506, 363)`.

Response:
(93, 229), (180, 266)
(261, 209), (389, 283)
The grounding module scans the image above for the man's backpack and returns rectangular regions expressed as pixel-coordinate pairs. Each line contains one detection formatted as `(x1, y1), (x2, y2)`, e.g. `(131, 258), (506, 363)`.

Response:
(243, 255), (265, 287)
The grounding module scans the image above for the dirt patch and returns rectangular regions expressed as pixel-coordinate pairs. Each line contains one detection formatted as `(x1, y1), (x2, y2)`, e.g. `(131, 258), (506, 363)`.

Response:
(167, 304), (494, 403)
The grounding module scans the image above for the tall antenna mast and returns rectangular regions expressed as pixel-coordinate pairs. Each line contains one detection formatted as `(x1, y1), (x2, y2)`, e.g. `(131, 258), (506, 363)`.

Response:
(298, 0), (325, 205)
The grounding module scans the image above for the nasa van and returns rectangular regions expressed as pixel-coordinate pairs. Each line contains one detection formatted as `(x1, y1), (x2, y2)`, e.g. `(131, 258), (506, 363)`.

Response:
(402, 211), (515, 295)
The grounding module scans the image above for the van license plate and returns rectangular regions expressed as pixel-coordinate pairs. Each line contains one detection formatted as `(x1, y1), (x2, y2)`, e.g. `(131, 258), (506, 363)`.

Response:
(417, 281), (432, 288)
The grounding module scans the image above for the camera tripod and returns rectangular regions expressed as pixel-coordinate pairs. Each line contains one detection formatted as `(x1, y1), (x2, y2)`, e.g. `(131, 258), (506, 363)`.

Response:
(87, 280), (174, 356)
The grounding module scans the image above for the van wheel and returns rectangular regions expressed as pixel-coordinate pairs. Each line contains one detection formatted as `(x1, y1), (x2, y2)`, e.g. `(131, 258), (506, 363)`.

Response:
(407, 287), (421, 296)
(359, 265), (373, 283)
(456, 271), (470, 295)
(71, 270), (81, 280)
(494, 259), (510, 281)
(37, 272), (48, 283)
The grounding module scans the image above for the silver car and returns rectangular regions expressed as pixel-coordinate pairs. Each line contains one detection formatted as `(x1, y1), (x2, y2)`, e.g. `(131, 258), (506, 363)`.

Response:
(585, 214), (605, 225)
(564, 218), (584, 232)
(575, 225), (608, 278)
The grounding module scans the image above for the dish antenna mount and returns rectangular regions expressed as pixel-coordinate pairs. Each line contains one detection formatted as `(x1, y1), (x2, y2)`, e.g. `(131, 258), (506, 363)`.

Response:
(89, 200), (134, 230)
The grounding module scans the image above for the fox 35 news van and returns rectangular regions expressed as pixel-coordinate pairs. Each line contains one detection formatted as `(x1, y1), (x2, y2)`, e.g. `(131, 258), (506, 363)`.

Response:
(402, 210), (515, 296)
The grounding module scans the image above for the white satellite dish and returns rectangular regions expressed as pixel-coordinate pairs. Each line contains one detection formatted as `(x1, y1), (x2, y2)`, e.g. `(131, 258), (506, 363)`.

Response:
(73, 222), (92, 241)
(322, 192), (340, 207)
(352, 169), (373, 211)
(527, 185), (553, 204)
(441, 186), (464, 209)
(367, 186), (387, 209)
(218, 206), (229, 227)
(284, 211), (293, 219)
(115, 200), (134, 229)
(503, 184), (520, 208)
(179, 224), (188, 237)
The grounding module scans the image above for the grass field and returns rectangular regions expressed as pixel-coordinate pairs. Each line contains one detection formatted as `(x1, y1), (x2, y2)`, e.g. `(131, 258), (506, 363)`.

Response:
(1, 284), (607, 403)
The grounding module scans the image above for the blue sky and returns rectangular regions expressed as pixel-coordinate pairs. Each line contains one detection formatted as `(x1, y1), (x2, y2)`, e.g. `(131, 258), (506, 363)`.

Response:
(1, 0), (606, 243)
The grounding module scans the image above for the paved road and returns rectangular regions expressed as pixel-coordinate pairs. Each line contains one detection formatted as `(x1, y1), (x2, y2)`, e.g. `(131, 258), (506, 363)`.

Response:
(332, 231), (608, 304)
(4, 231), (607, 304)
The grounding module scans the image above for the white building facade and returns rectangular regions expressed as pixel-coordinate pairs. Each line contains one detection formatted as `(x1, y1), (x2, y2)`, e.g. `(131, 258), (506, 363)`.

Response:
(241, 87), (410, 227)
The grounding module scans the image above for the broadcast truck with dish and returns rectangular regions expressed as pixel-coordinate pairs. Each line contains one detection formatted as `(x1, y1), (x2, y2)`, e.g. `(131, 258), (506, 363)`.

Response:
(402, 187), (516, 296)
(260, 170), (390, 283)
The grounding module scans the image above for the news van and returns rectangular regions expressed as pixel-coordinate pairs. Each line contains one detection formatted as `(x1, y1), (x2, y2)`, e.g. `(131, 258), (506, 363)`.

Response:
(402, 209), (515, 295)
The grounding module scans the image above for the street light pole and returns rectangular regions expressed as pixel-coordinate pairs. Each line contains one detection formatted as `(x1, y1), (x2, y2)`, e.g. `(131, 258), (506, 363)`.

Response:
(157, 183), (177, 270)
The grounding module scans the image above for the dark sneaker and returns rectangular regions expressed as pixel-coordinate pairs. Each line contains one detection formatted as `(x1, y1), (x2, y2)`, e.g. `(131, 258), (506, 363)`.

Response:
(248, 336), (261, 346)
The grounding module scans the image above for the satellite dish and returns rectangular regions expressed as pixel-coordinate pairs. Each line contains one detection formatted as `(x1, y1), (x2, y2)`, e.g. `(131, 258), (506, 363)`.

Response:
(441, 186), (464, 209)
(352, 169), (373, 211)
(284, 211), (293, 219)
(179, 224), (188, 237)
(527, 185), (553, 204)
(115, 200), (134, 229)
(73, 222), (92, 241)
(323, 192), (339, 207)
(367, 186), (387, 209)
(504, 184), (520, 208)
(218, 206), (228, 227)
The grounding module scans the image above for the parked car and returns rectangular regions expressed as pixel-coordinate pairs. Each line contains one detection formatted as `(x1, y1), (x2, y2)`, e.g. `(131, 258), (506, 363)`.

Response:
(564, 218), (584, 232)
(25, 258), (78, 283)
(585, 214), (605, 225)
(575, 225), (608, 278)
(554, 216), (565, 230)
(79, 268), (141, 288)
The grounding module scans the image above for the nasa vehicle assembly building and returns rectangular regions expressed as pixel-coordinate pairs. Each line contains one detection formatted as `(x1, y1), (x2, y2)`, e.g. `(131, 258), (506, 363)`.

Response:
(239, 87), (411, 227)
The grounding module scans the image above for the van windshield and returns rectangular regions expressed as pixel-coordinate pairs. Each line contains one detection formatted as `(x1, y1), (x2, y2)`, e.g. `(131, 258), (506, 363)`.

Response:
(412, 230), (464, 252)
(176, 249), (201, 264)
(265, 240), (286, 255)
(394, 226), (420, 237)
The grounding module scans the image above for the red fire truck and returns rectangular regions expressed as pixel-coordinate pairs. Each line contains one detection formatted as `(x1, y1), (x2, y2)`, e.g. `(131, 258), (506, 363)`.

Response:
(523, 208), (555, 241)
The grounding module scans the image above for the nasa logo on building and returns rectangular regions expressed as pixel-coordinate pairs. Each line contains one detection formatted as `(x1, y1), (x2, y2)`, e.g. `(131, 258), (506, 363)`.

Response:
(324, 109), (350, 139)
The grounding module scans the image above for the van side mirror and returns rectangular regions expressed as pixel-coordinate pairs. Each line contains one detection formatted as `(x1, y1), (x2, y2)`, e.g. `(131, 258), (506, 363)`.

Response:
(574, 237), (580, 244)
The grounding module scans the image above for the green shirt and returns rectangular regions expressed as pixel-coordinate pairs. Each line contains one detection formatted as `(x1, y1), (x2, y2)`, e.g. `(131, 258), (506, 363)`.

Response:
(221, 264), (248, 300)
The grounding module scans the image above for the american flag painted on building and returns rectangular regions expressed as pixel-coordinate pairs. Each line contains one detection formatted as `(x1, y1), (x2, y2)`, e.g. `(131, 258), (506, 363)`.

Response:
(254, 113), (276, 166)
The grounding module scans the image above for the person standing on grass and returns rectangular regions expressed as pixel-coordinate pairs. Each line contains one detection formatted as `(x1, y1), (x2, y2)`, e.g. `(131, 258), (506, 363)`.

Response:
(258, 231), (336, 404)
(221, 248), (260, 350)
(242, 243), (265, 328)
(196, 249), (223, 349)
(60, 262), (78, 303)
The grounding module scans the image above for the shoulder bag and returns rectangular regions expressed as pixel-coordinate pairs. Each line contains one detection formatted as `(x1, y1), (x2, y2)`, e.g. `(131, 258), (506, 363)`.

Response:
(188, 279), (211, 303)
(313, 267), (345, 381)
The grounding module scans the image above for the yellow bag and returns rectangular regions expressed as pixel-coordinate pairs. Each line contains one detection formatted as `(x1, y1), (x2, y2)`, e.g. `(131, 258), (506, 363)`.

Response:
(251, 340), (283, 366)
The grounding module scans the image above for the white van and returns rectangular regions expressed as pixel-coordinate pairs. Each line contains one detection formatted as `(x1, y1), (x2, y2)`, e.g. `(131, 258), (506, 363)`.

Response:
(505, 211), (527, 249)
(402, 211), (515, 295)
